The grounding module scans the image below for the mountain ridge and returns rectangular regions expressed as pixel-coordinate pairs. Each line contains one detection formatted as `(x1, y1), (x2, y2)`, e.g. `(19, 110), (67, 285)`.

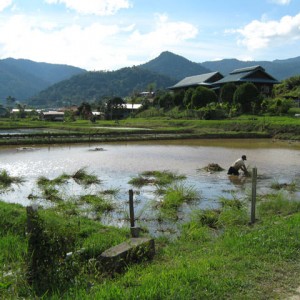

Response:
(1, 52), (300, 107)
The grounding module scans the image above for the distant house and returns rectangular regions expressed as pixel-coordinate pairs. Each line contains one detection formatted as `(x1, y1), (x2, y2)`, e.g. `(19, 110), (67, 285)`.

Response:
(213, 65), (279, 96)
(41, 111), (64, 121)
(169, 66), (279, 97)
(168, 71), (224, 92)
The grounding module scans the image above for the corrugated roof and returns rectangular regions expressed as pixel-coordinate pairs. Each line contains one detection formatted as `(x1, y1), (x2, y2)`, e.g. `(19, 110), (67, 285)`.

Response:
(169, 72), (221, 89)
(230, 65), (263, 74)
(215, 66), (279, 85)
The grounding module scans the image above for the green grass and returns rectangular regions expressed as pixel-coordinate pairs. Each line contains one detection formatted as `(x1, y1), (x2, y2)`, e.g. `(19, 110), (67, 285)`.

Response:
(0, 169), (25, 191)
(1, 115), (300, 145)
(1, 190), (300, 299)
(129, 170), (186, 188)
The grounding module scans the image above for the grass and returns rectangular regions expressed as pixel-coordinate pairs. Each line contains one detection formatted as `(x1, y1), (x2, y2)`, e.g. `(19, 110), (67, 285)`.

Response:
(71, 167), (101, 186)
(1, 192), (300, 299)
(270, 180), (297, 192)
(129, 170), (186, 188)
(258, 192), (300, 217)
(159, 183), (198, 213)
(1, 115), (300, 145)
(0, 169), (25, 191)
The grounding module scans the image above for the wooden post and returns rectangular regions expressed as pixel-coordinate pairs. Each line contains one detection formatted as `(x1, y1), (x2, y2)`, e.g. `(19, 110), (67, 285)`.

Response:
(251, 167), (257, 224)
(129, 189), (135, 228)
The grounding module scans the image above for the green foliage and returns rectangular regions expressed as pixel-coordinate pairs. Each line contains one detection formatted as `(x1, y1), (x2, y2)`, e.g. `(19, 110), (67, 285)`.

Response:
(274, 75), (300, 99)
(198, 103), (228, 120)
(26, 207), (78, 295)
(104, 97), (125, 120)
(258, 192), (300, 217)
(71, 167), (101, 186)
(29, 67), (174, 107)
(261, 97), (294, 115)
(159, 183), (198, 212)
(191, 86), (217, 108)
(233, 82), (259, 113)
(220, 82), (237, 104)
(79, 194), (114, 214)
(0, 169), (25, 191)
(129, 170), (186, 188)
(183, 88), (194, 108)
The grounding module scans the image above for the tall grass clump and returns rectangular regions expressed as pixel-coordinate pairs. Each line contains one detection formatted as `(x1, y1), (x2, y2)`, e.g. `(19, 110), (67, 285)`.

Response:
(71, 167), (101, 186)
(270, 180), (297, 192)
(258, 192), (300, 217)
(129, 170), (186, 188)
(159, 183), (198, 213)
(37, 173), (70, 187)
(79, 194), (115, 215)
(0, 169), (25, 191)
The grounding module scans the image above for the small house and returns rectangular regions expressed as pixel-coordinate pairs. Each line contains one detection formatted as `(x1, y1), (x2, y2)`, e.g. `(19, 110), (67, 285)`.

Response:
(41, 111), (65, 121)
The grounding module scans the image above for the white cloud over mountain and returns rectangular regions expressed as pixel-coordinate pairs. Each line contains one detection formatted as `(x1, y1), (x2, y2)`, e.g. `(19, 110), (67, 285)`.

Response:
(236, 13), (300, 50)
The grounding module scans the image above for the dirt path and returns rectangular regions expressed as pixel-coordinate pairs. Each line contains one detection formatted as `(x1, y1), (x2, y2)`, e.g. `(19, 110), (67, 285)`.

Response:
(287, 286), (300, 300)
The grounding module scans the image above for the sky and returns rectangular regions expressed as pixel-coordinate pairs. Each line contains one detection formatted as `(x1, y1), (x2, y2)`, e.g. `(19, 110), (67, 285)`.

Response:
(0, 0), (299, 71)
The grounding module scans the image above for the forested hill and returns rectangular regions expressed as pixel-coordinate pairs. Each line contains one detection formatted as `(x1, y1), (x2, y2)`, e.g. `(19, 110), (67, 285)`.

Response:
(28, 67), (175, 108)
(0, 58), (86, 101)
(140, 51), (211, 80)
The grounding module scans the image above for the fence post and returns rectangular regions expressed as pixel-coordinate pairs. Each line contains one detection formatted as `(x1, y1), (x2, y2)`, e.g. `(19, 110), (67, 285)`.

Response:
(129, 189), (140, 237)
(251, 167), (257, 224)
(129, 189), (135, 228)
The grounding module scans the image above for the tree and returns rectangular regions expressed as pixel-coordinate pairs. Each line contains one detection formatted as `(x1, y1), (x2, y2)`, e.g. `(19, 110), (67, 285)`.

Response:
(77, 102), (92, 119)
(183, 88), (194, 109)
(173, 90), (185, 107)
(16, 103), (26, 118)
(105, 97), (125, 120)
(157, 92), (174, 109)
(6, 96), (16, 113)
(233, 83), (259, 113)
(220, 83), (237, 104)
(191, 86), (217, 108)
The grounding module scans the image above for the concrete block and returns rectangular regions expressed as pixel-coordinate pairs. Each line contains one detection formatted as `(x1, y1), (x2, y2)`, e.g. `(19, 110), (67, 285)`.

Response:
(99, 237), (155, 273)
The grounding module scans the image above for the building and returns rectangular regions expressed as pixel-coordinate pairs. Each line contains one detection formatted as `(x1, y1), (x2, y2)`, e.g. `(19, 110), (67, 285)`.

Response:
(213, 65), (279, 96)
(169, 72), (224, 92)
(169, 66), (279, 97)
(40, 111), (65, 121)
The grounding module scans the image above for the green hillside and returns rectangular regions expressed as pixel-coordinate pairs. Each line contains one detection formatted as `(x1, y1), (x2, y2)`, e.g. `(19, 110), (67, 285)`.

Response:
(0, 58), (86, 102)
(141, 51), (211, 80)
(28, 67), (175, 108)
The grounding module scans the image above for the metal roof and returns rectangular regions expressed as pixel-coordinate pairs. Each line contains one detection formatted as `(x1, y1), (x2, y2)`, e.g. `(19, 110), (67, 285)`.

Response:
(215, 66), (279, 85)
(169, 72), (222, 89)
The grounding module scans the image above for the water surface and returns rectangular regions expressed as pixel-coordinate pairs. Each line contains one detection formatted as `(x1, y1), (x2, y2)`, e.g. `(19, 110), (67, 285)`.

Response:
(1, 139), (299, 236)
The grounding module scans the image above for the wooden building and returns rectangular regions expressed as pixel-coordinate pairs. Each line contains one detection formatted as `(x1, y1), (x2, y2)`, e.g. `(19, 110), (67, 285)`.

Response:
(213, 65), (279, 96)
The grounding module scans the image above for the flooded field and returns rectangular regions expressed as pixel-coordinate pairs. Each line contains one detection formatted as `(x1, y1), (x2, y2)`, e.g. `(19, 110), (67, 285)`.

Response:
(1, 139), (300, 236)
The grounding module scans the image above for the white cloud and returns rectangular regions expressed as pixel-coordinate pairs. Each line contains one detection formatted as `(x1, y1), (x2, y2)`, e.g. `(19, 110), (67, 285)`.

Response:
(44, 0), (132, 16)
(0, 11), (199, 70)
(269, 0), (291, 5)
(236, 13), (300, 50)
(0, 0), (12, 11)
(0, 14), (133, 70)
(129, 14), (198, 54)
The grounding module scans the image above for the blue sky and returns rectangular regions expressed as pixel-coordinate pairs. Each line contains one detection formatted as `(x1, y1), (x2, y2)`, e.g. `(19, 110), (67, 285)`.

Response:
(0, 0), (299, 70)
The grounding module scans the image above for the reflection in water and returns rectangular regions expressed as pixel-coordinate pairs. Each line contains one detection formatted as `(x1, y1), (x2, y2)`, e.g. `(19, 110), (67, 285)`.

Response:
(0, 139), (299, 237)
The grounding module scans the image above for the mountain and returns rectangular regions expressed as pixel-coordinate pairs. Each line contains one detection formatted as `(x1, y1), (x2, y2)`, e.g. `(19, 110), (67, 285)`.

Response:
(140, 51), (211, 80)
(3, 51), (300, 108)
(28, 67), (175, 108)
(0, 58), (86, 102)
(201, 57), (300, 80)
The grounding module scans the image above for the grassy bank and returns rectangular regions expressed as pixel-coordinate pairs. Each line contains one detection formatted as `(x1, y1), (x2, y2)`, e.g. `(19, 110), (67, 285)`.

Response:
(1, 191), (300, 299)
(0, 115), (300, 145)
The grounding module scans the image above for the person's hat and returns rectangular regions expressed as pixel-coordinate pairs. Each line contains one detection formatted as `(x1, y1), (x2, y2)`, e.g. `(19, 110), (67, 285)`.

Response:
(242, 155), (247, 160)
